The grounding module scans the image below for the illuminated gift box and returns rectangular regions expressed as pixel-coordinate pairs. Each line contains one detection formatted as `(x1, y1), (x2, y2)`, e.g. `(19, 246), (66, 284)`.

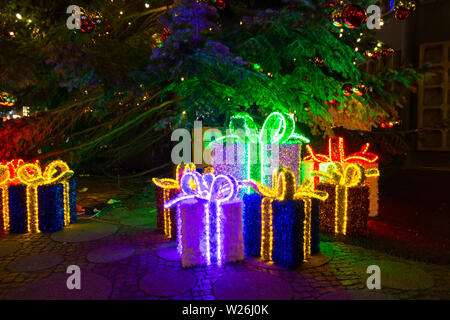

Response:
(302, 137), (380, 217)
(165, 172), (244, 268)
(0, 160), (77, 234)
(210, 112), (310, 190)
(152, 163), (196, 239)
(244, 168), (328, 268)
(314, 163), (379, 237)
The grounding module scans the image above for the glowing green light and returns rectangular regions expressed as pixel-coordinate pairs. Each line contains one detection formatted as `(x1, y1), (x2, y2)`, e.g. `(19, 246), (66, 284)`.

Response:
(207, 111), (310, 186)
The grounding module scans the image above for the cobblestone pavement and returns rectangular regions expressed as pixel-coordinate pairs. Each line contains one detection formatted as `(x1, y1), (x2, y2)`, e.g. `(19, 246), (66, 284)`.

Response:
(0, 208), (449, 300)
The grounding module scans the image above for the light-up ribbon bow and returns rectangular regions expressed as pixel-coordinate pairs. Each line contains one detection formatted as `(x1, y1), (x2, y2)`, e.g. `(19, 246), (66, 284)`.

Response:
(305, 137), (379, 164)
(0, 165), (10, 231)
(247, 168), (328, 262)
(312, 162), (379, 235)
(0, 159), (41, 184)
(305, 137), (378, 187)
(152, 163), (197, 191)
(152, 163), (199, 239)
(16, 160), (74, 233)
(209, 112), (310, 185)
(165, 171), (239, 266)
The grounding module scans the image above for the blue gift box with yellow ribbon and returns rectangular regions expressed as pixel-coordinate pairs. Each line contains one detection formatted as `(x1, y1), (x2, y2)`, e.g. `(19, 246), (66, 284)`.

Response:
(243, 168), (328, 268)
(0, 161), (76, 234)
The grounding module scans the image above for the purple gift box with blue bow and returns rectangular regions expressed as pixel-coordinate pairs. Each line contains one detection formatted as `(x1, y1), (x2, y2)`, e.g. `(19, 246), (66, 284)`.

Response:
(165, 171), (244, 268)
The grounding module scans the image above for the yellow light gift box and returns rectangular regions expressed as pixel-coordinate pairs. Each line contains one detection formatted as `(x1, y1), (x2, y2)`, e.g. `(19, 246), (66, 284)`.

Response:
(246, 168), (328, 268)
(0, 160), (76, 234)
(314, 162), (379, 237)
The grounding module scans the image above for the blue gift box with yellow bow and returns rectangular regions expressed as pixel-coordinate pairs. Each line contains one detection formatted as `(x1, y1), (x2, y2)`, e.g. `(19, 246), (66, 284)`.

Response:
(243, 168), (328, 268)
(0, 161), (76, 234)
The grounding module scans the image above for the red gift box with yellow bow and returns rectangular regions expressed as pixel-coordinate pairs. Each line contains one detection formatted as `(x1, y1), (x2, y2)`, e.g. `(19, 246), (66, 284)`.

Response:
(302, 137), (380, 217)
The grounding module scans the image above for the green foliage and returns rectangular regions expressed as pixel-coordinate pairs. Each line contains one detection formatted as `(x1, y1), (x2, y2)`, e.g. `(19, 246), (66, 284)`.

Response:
(144, 0), (417, 134)
(0, 0), (419, 168)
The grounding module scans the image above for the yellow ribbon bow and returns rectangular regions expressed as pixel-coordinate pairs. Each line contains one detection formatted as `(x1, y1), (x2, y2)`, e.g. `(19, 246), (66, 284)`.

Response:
(0, 165), (10, 231)
(251, 168), (329, 262)
(152, 163), (197, 238)
(152, 163), (197, 190)
(16, 160), (74, 233)
(312, 162), (379, 235)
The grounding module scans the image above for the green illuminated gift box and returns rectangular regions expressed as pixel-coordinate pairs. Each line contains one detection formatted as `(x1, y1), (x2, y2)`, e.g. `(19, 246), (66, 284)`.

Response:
(209, 112), (310, 191)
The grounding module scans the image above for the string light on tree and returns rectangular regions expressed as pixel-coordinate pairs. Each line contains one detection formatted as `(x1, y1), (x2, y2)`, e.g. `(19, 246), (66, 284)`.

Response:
(380, 120), (401, 128)
(331, 8), (344, 27)
(342, 83), (354, 96)
(364, 42), (394, 60)
(394, 1), (416, 20)
(353, 84), (368, 96)
(324, 0), (337, 8)
(0, 92), (16, 107)
(79, 7), (102, 33)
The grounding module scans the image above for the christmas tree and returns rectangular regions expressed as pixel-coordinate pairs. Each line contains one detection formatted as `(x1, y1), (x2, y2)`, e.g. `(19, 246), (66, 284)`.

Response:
(0, 0), (418, 169)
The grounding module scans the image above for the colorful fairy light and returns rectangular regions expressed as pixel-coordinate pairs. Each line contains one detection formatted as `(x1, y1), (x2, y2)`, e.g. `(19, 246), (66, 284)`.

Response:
(165, 171), (244, 267)
(313, 163), (379, 236)
(246, 168), (328, 267)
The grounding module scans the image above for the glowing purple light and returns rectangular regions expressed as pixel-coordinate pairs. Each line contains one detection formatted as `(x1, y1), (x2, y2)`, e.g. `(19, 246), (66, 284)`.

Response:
(165, 172), (240, 266)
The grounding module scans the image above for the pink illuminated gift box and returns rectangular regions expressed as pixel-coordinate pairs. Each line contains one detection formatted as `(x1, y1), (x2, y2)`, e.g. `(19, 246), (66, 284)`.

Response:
(165, 172), (244, 268)
(302, 137), (380, 217)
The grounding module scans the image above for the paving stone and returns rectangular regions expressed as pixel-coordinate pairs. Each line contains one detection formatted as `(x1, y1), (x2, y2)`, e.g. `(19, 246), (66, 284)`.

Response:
(140, 268), (197, 297)
(298, 253), (334, 270)
(354, 259), (435, 290)
(0, 202), (448, 300)
(5, 272), (112, 300)
(213, 271), (293, 300)
(87, 245), (135, 263)
(156, 244), (180, 262)
(7, 253), (64, 272)
(51, 221), (118, 243)
(0, 240), (21, 257)
(245, 257), (288, 270)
